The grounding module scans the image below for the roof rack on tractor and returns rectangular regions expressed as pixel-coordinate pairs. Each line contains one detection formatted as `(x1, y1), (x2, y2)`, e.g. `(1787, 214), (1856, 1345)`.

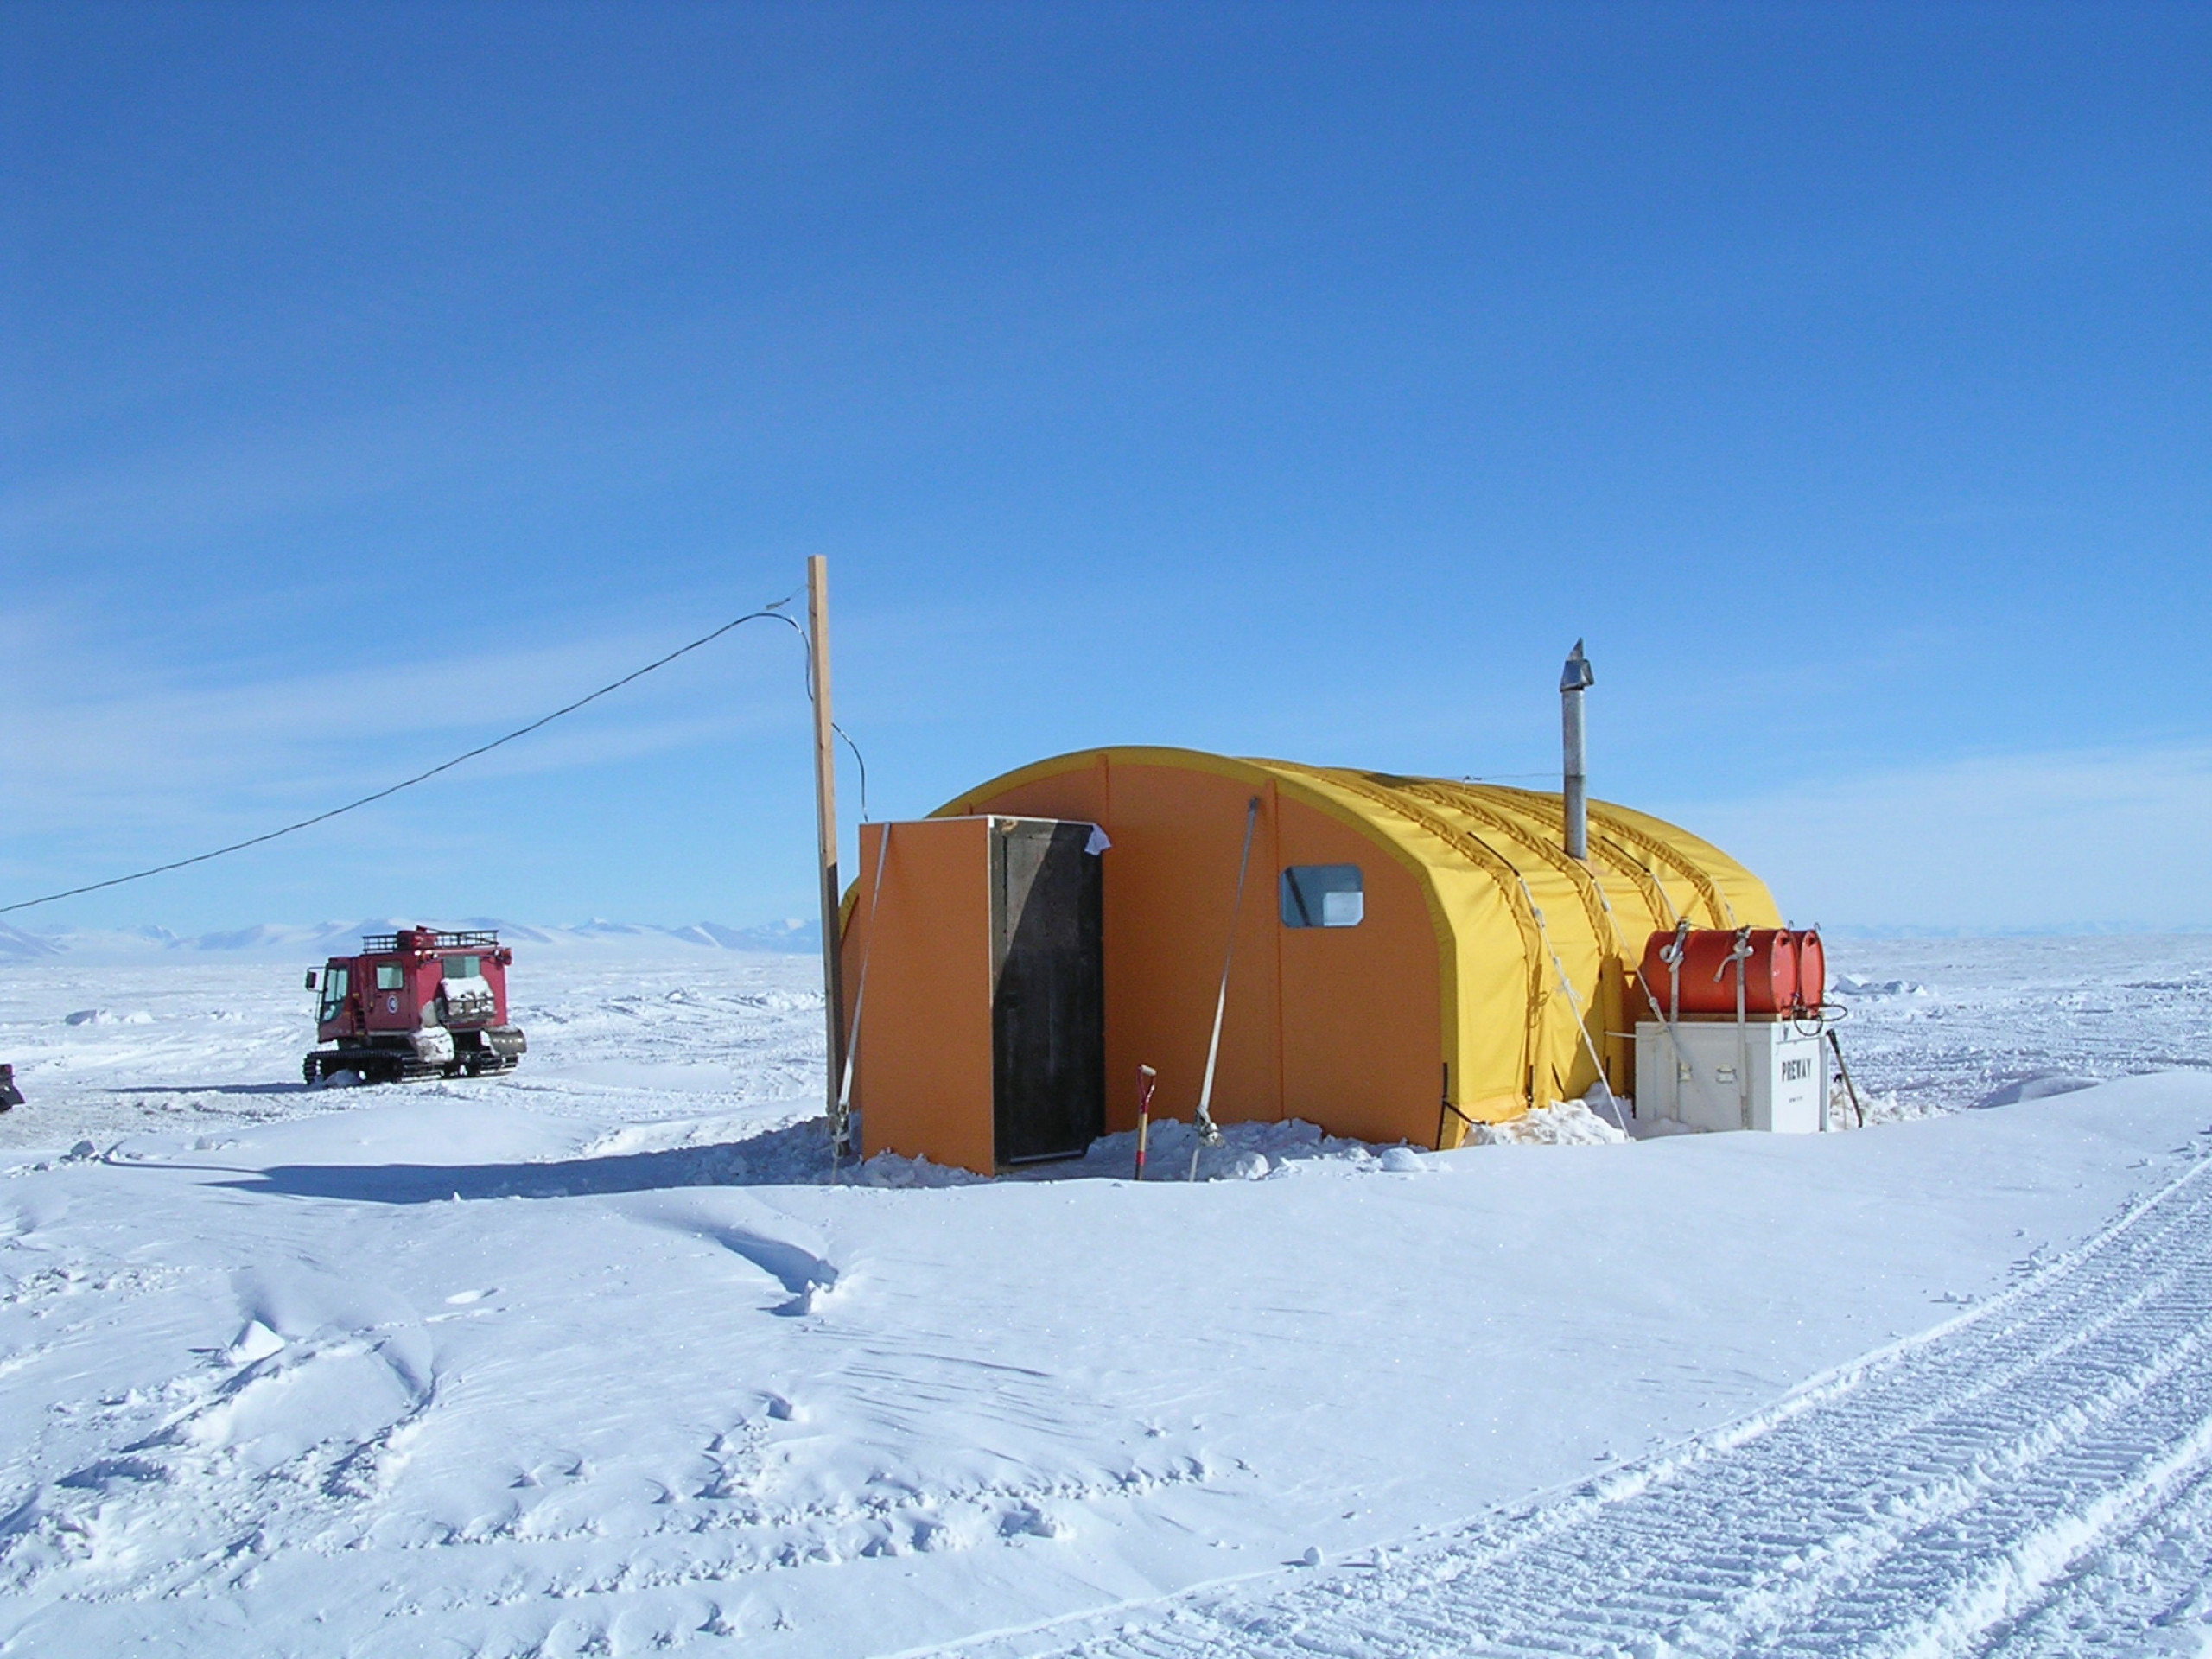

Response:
(358, 928), (501, 955)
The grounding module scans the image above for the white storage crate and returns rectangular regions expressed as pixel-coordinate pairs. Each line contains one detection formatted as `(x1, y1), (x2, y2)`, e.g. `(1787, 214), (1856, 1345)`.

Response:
(1634, 1019), (1827, 1134)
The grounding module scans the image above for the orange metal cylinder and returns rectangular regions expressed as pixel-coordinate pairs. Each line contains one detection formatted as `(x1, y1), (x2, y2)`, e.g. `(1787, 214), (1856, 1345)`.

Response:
(1637, 927), (1799, 1017)
(1794, 928), (1826, 1011)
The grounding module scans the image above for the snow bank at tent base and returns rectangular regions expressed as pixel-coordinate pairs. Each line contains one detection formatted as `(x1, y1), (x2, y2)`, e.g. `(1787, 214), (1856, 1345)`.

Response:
(1474, 1096), (1630, 1145)
(1024, 1115), (1412, 1183)
(878, 1091), (1626, 1183)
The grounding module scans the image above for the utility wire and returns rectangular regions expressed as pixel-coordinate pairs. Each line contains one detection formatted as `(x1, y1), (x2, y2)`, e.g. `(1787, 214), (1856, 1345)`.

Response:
(3, 597), (868, 916)
(781, 619), (871, 823)
(836, 724), (869, 824)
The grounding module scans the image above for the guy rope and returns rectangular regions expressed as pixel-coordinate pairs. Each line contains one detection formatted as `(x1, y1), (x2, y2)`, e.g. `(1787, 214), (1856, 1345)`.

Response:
(1191, 797), (1261, 1180)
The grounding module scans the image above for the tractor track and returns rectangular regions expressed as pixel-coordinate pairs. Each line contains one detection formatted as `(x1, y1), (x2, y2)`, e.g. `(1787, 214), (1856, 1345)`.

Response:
(983, 1153), (2212, 1659)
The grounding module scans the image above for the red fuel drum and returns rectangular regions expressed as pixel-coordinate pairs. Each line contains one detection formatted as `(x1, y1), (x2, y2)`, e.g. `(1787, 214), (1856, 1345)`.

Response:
(1795, 927), (1826, 1009)
(1637, 927), (1800, 1016)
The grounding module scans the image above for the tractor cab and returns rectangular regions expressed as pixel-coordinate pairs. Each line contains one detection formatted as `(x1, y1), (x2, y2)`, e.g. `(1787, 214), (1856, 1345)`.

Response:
(304, 927), (527, 1084)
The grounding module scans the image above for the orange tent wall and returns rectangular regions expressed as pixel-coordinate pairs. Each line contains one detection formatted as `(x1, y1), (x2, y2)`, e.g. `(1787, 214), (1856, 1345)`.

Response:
(929, 751), (1446, 1150)
(840, 817), (996, 1173)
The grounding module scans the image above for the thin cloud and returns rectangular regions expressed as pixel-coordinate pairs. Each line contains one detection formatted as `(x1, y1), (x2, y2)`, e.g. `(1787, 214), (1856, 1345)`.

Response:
(1669, 743), (2212, 931)
(0, 614), (810, 838)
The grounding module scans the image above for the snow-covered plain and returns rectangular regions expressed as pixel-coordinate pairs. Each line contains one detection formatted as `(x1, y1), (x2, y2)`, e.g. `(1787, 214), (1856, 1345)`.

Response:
(1, 934), (2209, 1656)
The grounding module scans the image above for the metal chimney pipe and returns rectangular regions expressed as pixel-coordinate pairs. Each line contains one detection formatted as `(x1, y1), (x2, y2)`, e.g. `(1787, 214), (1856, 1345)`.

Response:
(1560, 639), (1593, 861)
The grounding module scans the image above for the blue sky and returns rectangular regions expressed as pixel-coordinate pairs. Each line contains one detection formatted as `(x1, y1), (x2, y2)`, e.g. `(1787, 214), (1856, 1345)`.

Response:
(4, 2), (2207, 934)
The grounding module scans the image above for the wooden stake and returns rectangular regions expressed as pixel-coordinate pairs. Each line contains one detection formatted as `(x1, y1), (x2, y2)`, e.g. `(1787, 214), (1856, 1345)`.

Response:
(806, 556), (848, 1148)
(1134, 1064), (1157, 1181)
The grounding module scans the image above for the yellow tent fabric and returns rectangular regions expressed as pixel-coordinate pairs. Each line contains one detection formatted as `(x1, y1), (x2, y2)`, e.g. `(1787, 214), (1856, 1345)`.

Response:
(932, 747), (1780, 1142)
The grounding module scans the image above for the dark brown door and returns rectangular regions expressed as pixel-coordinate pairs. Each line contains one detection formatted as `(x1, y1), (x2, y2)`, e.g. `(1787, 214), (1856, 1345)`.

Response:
(991, 820), (1105, 1165)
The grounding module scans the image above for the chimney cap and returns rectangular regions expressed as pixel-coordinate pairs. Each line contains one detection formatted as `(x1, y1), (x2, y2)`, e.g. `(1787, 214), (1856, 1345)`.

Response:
(1560, 639), (1594, 693)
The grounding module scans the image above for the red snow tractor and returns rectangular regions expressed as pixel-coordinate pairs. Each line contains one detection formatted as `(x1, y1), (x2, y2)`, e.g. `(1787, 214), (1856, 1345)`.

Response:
(303, 928), (527, 1084)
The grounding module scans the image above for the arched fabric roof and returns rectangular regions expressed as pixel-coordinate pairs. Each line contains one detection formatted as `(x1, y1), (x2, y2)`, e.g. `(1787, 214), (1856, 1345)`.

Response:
(931, 747), (1781, 1137)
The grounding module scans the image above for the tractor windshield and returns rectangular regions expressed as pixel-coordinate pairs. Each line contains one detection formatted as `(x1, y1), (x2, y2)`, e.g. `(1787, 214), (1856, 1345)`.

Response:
(442, 956), (480, 980)
(318, 965), (350, 1023)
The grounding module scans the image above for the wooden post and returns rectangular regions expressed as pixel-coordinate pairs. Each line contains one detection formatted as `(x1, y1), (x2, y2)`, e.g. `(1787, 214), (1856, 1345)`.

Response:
(806, 556), (848, 1144)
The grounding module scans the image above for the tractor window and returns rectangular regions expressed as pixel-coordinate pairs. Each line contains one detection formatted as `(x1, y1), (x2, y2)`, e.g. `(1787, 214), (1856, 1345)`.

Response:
(442, 956), (480, 980)
(1281, 865), (1363, 928)
(374, 964), (404, 992)
(318, 966), (350, 1022)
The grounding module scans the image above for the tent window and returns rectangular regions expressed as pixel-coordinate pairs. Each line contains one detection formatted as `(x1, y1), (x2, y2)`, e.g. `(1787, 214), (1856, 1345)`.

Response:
(1281, 865), (1363, 928)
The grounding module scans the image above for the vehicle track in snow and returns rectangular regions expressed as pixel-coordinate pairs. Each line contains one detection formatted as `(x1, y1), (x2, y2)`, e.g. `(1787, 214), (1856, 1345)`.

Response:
(969, 1148), (2212, 1659)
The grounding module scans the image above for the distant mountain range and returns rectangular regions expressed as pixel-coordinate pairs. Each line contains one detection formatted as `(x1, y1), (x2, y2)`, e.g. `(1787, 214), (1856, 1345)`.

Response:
(0, 916), (821, 962)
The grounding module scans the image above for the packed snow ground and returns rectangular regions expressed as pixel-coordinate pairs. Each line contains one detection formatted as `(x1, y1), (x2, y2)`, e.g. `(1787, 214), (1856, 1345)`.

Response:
(1, 935), (2209, 1656)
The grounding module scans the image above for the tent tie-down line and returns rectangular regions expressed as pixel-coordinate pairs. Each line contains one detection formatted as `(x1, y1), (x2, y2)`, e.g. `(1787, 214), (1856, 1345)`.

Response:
(0, 597), (868, 917)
